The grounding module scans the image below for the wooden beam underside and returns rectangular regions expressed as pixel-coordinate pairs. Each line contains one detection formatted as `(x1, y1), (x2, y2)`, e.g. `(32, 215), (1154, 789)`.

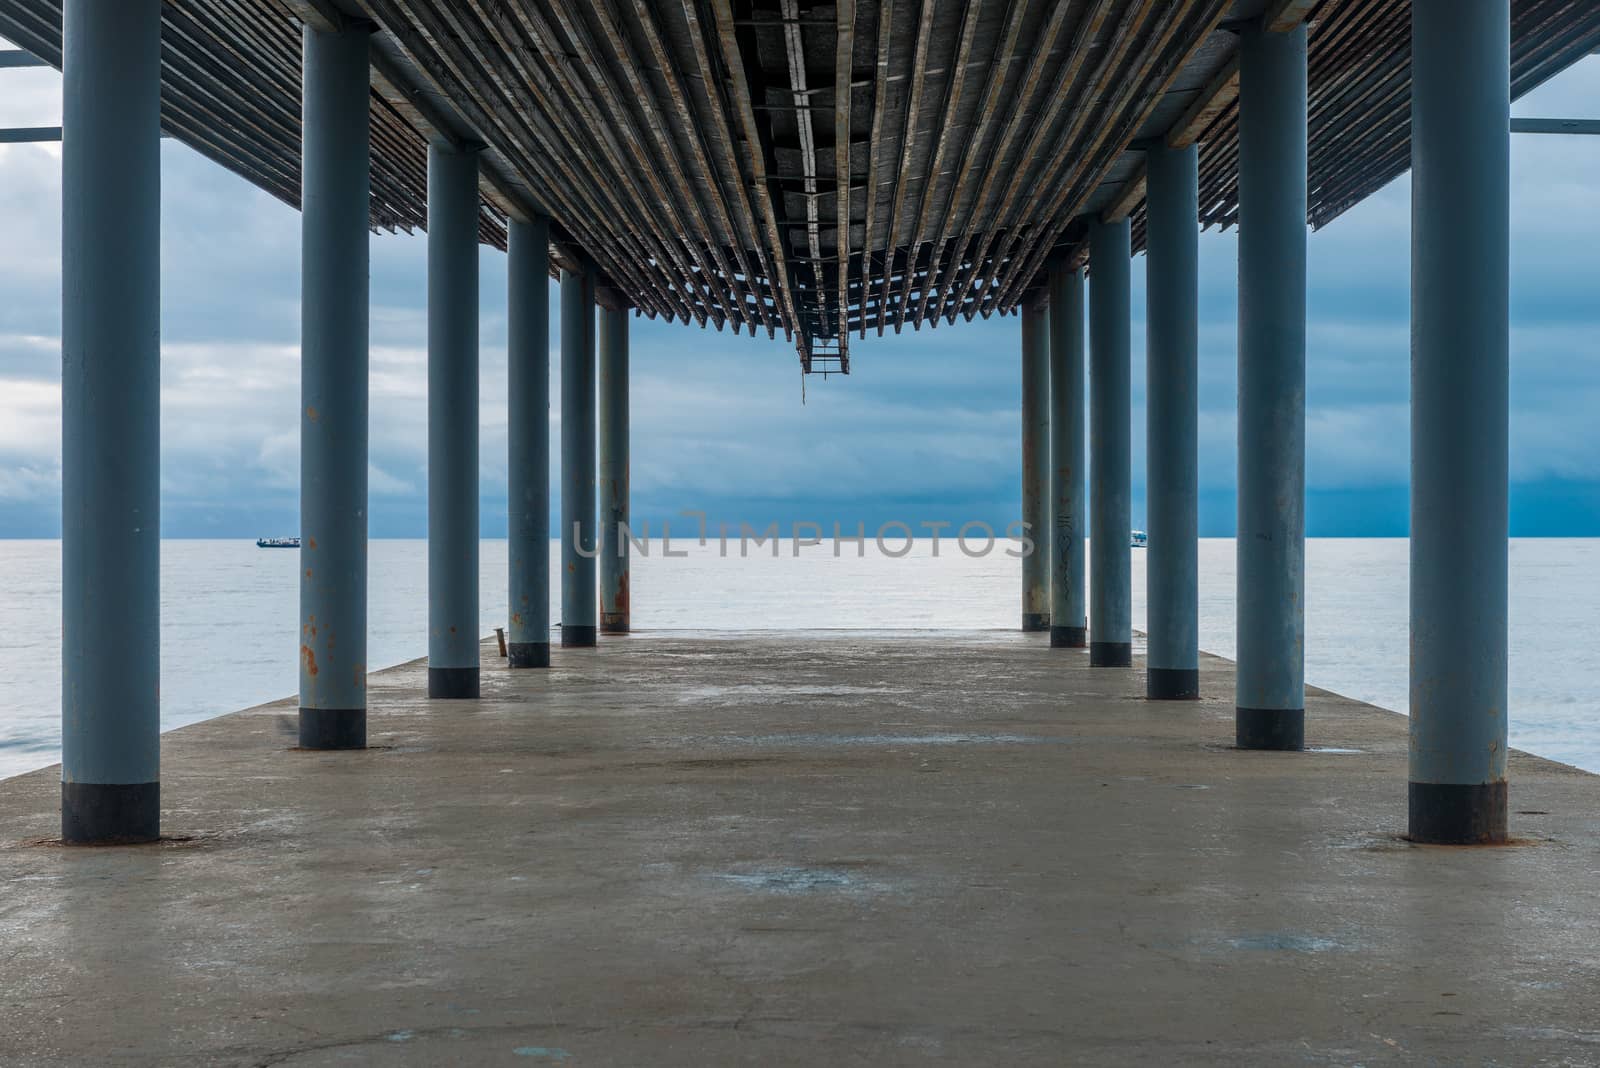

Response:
(2, 0), (1598, 364)
(1127, 0), (1600, 252)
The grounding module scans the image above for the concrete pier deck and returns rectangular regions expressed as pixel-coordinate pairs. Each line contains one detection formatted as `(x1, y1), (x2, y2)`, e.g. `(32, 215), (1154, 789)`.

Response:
(3, 632), (1599, 1065)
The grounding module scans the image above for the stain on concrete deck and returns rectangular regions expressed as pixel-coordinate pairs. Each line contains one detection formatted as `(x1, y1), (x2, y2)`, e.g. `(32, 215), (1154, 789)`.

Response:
(1, 631), (1598, 1065)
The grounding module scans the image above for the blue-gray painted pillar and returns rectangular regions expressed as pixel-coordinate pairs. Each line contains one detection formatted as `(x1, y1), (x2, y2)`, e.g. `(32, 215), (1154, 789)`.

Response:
(1145, 142), (1200, 700)
(1235, 21), (1307, 749)
(298, 22), (370, 749)
(561, 266), (598, 646)
(1021, 292), (1051, 631)
(1049, 259), (1087, 649)
(60, 0), (161, 844)
(1409, 0), (1510, 844)
(427, 143), (481, 698)
(1089, 218), (1132, 667)
(599, 303), (630, 634)
(507, 215), (551, 669)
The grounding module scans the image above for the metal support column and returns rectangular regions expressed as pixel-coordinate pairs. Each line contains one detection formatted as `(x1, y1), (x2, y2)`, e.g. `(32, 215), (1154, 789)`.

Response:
(1021, 292), (1051, 631)
(1145, 142), (1200, 700)
(1235, 21), (1307, 748)
(560, 267), (598, 647)
(507, 215), (551, 669)
(1088, 218), (1132, 667)
(60, 0), (161, 843)
(1049, 259), (1087, 649)
(599, 303), (630, 635)
(427, 143), (481, 699)
(298, 21), (370, 748)
(1409, 0), (1510, 843)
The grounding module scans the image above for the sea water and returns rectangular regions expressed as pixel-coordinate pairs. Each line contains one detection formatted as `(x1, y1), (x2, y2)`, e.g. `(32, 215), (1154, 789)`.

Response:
(1, 538), (1597, 779)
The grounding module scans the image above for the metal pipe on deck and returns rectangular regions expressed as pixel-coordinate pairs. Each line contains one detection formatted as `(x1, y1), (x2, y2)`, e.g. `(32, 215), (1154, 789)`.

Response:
(1508, 118), (1600, 135)
(599, 304), (630, 635)
(1144, 142), (1200, 700)
(1021, 293), (1051, 632)
(507, 216), (551, 669)
(1088, 218), (1132, 667)
(0, 126), (62, 143)
(1409, 0), (1510, 844)
(427, 143), (481, 699)
(298, 21), (371, 748)
(0, 48), (48, 67)
(59, 0), (162, 844)
(1049, 259), (1087, 649)
(1235, 20), (1307, 749)
(560, 267), (598, 647)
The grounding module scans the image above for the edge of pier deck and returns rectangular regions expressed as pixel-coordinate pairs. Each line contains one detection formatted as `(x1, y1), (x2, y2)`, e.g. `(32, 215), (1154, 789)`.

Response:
(2, 633), (1597, 1065)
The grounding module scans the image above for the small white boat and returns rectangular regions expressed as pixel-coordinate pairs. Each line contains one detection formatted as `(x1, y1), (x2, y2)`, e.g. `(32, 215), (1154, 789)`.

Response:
(256, 536), (300, 549)
(1130, 530), (1148, 548)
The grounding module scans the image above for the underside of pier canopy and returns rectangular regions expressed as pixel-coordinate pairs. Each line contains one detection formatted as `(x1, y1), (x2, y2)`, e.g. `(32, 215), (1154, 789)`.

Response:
(2, 0), (1598, 374)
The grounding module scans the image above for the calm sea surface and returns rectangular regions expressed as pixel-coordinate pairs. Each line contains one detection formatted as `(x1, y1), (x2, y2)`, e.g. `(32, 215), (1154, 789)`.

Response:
(2, 538), (1597, 778)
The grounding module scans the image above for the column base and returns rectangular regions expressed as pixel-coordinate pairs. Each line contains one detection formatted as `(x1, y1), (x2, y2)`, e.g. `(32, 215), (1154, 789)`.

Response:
(1021, 613), (1050, 633)
(1408, 781), (1509, 844)
(1148, 667), (1200, 700)
(1236, 707), (1304, 750)
(600, 618), (630, 635)
(61, 782), (159, 845)
(298, 707), (366, 749)
(508, 642), (550, 669)
(428, 667), (480, 699)
(561, 625), (598, 648)
(1050, 625), (1088, 648)
(1090, 641), (1132, 667)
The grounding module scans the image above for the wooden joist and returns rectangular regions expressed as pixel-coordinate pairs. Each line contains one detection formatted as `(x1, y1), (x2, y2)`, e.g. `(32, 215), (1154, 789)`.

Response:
(2, 0), (1597, 367)
(1264, 0), (1322, 33)
(1169, 52), (1240, 149)
(279, 0), (344, 33)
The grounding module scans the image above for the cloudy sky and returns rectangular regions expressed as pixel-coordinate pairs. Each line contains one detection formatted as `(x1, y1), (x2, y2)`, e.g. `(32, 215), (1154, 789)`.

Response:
(1, 45), (1597, 538)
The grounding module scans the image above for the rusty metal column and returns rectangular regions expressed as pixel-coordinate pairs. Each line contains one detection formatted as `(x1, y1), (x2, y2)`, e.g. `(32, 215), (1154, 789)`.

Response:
(1235, 20), (1307, 748)
(1145, 142), (1201, 700)
(60, 0), (161, 843)
(1409, 0), (1510, 843)
(427, 142), (482, 699)
(560, 266), (598, 647)
(1089, 218), (1132, 667)
(507, 215), (551, 668)
(599, 302), (630, 634)
(1021, 291), (1050, 631)
(1049, 259), (1087, 649)
(298, 20), (371, 748)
